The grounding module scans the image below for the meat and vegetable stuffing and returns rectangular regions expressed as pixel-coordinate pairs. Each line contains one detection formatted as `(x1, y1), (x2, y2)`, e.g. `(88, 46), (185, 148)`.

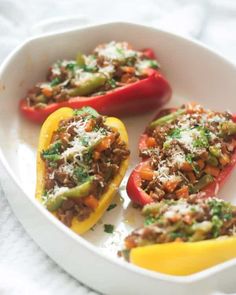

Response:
(127, 103), (236, 206)
(36, 106), (129, 234)
(20, 41), (171, 123)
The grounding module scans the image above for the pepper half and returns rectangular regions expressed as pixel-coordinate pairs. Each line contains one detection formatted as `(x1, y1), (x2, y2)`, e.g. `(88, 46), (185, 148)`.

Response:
(20, 68), (171, 124)
(127, 105), (236, 206)
(36, 107), (129, 234)
(130, 237), (236, 275)
(123, 197), (236, 275)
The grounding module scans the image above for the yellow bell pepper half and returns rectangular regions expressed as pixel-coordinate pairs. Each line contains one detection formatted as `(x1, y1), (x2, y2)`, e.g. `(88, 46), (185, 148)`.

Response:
(36, 107), (129, 234)
(130, 236), (236, 276)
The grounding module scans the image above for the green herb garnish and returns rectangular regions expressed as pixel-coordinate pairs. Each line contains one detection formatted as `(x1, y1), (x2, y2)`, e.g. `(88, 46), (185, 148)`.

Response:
(81, 137), (89, 147)
(66, 62), (76, 71)
(211, 215), (223, 238)
(50, 77), (61, 87)
(73, 106), (99, 118)
(146, 59), (160, 69)
(41, 141), (61, 162)
(193, 127), (209, 148)
(73, 166), (89, 184)
(107, 203), (117, 211)
(170, 128), (182, 139)
(108, 78), (117, 89)
(104, 224), (114, 234)
(83, 65), (97, 72)
(144, 216), (156, 226)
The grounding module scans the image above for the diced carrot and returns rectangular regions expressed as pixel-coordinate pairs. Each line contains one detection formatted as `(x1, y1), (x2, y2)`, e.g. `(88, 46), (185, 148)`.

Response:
(93, 151), (100, 160)
(122, 66), (135, 74)
(186, 102), (197, 114)
(84, 195), (99, 210)
(139, 168), (154, 181)
(164, 179), (180, 193)
(180, 162), (192, 172)
(146, 137), (156, 148)
(204, 165), (220, 177)
(85, 119), (95, 132)
(187, 172), (196, 183)
(197, 159), (205, 170)
(183, 214), (192, 224)
(42, 87), (53, 97)
(121, 73), (132, 83)
(169, 214), (181, 223)
(125, 237), (136, 249)
(96, 135), (114, 152)
(219, 154), (230, 166)
(175, 186), (189, 198)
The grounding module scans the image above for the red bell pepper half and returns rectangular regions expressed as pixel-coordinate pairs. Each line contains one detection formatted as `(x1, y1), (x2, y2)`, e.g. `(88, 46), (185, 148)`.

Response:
(19, 48), (171, 124)
(127, 108), (236, 206)
(127, 152), (236, 206)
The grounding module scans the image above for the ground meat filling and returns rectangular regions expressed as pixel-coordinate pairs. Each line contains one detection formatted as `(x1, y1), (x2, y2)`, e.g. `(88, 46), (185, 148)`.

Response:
(41, 110), (129, 227)
(26, 41), (160, 108)
(124, 197), (236, 249)
(139, 104), (236, 202)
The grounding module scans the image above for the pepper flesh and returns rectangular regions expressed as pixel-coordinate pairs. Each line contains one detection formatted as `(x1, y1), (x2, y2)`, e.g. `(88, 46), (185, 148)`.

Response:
(130, 236), (236, 275)
(36, 107), (129, 234)
(128, 110), (236, 206)
(20, 54), (171, 124)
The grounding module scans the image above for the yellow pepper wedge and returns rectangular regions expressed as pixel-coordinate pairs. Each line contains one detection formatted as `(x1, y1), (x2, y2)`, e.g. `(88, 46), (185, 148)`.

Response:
(130, 236), (236, 276)
(36, 107), (129, 234)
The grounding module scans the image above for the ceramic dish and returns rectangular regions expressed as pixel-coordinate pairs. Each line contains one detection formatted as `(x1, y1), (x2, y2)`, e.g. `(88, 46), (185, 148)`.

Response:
(0, 22), (236, 295)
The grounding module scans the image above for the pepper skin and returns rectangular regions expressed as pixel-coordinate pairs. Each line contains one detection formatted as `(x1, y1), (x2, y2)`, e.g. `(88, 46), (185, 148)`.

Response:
(20, 49), (171, 124)
(36, 107), (129, 234)
(130, 236), (236, 275)
(126, 160), (154, 206)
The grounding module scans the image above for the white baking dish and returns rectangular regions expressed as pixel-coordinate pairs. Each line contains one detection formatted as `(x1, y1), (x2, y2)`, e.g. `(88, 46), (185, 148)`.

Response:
(0, 22), (236, 295)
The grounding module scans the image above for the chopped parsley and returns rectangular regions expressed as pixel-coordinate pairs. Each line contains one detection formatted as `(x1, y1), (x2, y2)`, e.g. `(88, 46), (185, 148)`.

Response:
(146, 59), (160, 69)
(116, 47), (124, 56)
(223, 213), (233, 221)
(73, 106), (99, 118)
(170, 128), (182, 139)
(73, 166), (89, 184)
(107, 203), (117, 211)
(211, 215), (223, 238)
(83, 64), (97, 72)
(144, 216), (157, 226)
(81, 137), (89, 146)
(186, 153), (194, 164)
(104, 224), (114, 234)
(50, 77), (61, 87)
(169, 232), (185, 239)
(41, 141), (61, 162)
(107, 78), (116, 89)
(66, 62), (76, 71)
(193, 127), (209, 148)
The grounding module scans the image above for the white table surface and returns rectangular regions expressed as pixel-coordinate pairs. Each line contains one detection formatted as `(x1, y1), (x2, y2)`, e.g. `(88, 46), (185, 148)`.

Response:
(0, 0), (236, 294)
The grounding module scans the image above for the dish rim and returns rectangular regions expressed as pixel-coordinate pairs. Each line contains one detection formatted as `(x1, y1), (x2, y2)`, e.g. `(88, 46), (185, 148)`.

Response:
(1, 20), (236, 284)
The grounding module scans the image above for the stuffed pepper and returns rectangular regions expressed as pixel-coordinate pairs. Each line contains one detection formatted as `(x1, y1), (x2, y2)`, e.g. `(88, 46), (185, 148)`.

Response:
(36, 106), (130, 234)
(127, 103), (236, 206)
(121, 197), (236, 275)
(20, 41), (171, 123)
